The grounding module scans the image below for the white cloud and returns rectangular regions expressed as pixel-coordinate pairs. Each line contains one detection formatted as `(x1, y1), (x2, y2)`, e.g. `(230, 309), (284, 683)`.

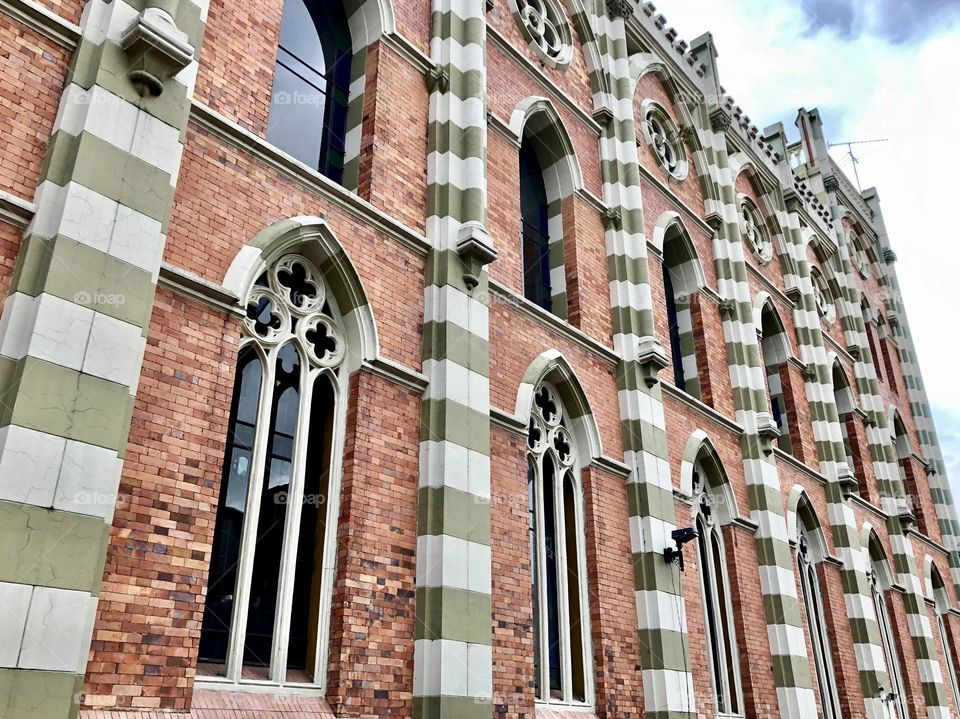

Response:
(658, 0), (960, 482)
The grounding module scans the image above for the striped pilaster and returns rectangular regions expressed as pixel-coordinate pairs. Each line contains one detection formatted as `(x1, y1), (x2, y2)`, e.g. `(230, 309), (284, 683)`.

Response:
(707, 145), (814, 715)
(0, 0), (206, 716)
(413, 0), (493, 716)
(862, 189), (960, 602)
(598, 16), (697, 719)
(778, 207), (892, 718)
(826, 205), (953, 716)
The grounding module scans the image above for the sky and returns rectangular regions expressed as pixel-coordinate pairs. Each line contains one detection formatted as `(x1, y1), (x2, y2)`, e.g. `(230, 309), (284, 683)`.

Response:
(656, 0), (960, 496)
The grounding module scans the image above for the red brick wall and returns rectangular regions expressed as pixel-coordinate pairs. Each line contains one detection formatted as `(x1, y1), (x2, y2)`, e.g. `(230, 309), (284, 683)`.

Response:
(82, 290), (240, 711)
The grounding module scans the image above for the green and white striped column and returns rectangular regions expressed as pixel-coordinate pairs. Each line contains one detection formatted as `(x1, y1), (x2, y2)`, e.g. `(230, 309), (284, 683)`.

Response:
(863, 188), (960, 603)
(706, 139), (814, 715)
(597, 15), (697, 718)
(0, 0), (205, 717)
(414, 0), (494, 716)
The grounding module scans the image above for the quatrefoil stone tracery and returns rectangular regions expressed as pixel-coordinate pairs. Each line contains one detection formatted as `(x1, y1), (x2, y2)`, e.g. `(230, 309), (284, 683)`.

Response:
(528, 384), (575, 468)
(643, 107), (686, 181)
(514, 0), (571, 66)
(741, 201), (772, 264)
(242, 254), (346, 370)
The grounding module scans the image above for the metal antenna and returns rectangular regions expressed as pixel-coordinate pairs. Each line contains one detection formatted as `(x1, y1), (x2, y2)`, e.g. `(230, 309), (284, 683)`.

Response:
(828, 138), (889, 192)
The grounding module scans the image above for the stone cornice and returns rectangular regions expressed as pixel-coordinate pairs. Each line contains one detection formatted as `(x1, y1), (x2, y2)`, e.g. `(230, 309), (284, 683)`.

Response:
(361, 357), (429, 394)
(487, 279), (621, 367)
(158, 262), (243, 316)
(189, 101), (432, 258)
(772, 447), (828, 487)
(590, 454), (631, 479)
(0, 0), (79, 49)
(661, 382), (743, 435)
(490, 406), (526, 436)
(0, 190), (35, 230)
(380, 31), (434, 76)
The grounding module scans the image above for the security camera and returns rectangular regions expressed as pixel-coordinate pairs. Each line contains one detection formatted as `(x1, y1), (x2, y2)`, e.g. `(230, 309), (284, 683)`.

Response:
(663, 527), (699, 571)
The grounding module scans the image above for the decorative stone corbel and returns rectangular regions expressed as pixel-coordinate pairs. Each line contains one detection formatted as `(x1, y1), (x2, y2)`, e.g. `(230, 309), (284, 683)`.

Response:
(883, 249), (897, 264)
(823, 175), (839, 192)
(605, 0), (633, 19)
(602, 207), (622, 230)
(784, 285), (802, 305)
(677, 124), (697, 144)
(801, 363), (817, 381)
(709, 107), (731, 132)
(888, 312), (900, 329)
(456, 221), (497, 290)
(836, 463), (859, 495)
(636, 336), (669, 388)
(121, 6), (194, 97)
(924, 460), (936, 477)
(846, 343), (862, 360)
(718, 298), (736, 319)
(425, 66), (449, 93)
(592, 105), (614, 128)
(756, 412), (781, 456)
(897, 503), (916, 532)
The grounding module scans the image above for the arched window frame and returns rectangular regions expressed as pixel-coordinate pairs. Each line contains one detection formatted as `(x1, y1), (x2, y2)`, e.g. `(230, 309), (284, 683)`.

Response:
(690, 456), (744, 717)
(868, 535), (910, 719)
(931, 565), (960, 713)
(739, 195), (773, 265)
(757, 298), (793, 454)
(199, 252), (352, 692)
(794, 504), (843, 719)
(526, 381), (594, 708)
(639, 99), (688, 181)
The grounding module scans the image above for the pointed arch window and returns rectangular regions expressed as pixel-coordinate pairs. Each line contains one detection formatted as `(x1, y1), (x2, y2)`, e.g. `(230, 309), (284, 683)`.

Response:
(759, 302), (792, 454)
(691, 459), (743, 716)
(267, 0), (353, 183)
(660, 223), (705, 400)
(527, 382), (592, 706)
(869, 541), (909, 719)
(520, 140), (553, 313)
(832, 362), (866, 493)
(199, 254), (348, 690)
(932, 567), (960, 713)
(796, 514), (842, 719)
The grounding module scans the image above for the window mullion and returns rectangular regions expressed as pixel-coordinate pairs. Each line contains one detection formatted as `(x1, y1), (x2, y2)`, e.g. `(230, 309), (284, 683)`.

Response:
(710, 528), (732, 714)
(534, 458), (550, 700)
(312, 372), (348, 689)
(553, 463), (572, 704)
(270, 352), (315, 683)
(226, 344), (276, 683)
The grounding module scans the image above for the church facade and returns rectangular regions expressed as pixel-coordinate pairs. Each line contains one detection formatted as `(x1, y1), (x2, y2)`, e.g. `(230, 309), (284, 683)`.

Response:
(0, 0), (958, 717)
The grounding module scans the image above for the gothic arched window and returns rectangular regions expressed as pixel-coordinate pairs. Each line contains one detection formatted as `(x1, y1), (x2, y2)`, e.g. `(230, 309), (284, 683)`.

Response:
(932, 566), (960, 713)
(869, 537), (909, 719)
(759, 301), (792, 454)
(527, 382), (592, 706)
(796, 512), (842, 719)
(660, 222), (705, 400)
(199, 253), (348, 690)
(691, 459), (743, 716)
(520, 139), (553, 313)
(267, 0), (353, 183)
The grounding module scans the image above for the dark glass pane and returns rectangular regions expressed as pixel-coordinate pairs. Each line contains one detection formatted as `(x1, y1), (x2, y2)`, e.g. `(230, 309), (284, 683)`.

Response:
(712, 532), (738, 714)
(563, 473), (585, 702)
(199, 347), (263, 673)
(287, 375), (335, 683)
(697, 518), (724, 710)
(520, 141), (552, 312)
(663, 263), (685, 392)
(243, 343), (301, 670)
(528, 459), (541, 696)
(542, 458), (562, 697)
(267, 0), (352, 181)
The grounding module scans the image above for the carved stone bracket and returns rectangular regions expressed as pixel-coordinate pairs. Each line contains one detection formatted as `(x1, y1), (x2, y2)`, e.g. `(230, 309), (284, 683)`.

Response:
(602, 207), (622, 230)
(756, 412), (781, 456)
(837, 463), (859, 495)
(121, 7), (195, 96)
(425, 66), (449, 93)
(605, 0), (633, 19)
(456, 221), (497, 290)
(592, 105), (614, 128)
(846, 343), (862, 360)
(636, 336), (669, 388)
(801, 363), (817, 381)
(823, 175), (839, 192)
(718, 298), (736, 319)
(884, 249), (898, 264)
(709, 107), (731, 132)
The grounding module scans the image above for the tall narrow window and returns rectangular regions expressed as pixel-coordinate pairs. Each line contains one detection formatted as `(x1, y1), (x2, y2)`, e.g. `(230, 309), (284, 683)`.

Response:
(691, 459), (742, 716)
(869, 539), (909, 719)
(520, 140), (552, 313)
(199, 253), (348, 690)
(660, 222), (704, 399)
(796, 516), (842, 719)
(267, 0), (352, 183)
(527, 382), (592, 707)
(863, 301), (885, 384)
(932, 567), (960, 713)
(832, 362), (865, 491)
(759, 302), (792, 454)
